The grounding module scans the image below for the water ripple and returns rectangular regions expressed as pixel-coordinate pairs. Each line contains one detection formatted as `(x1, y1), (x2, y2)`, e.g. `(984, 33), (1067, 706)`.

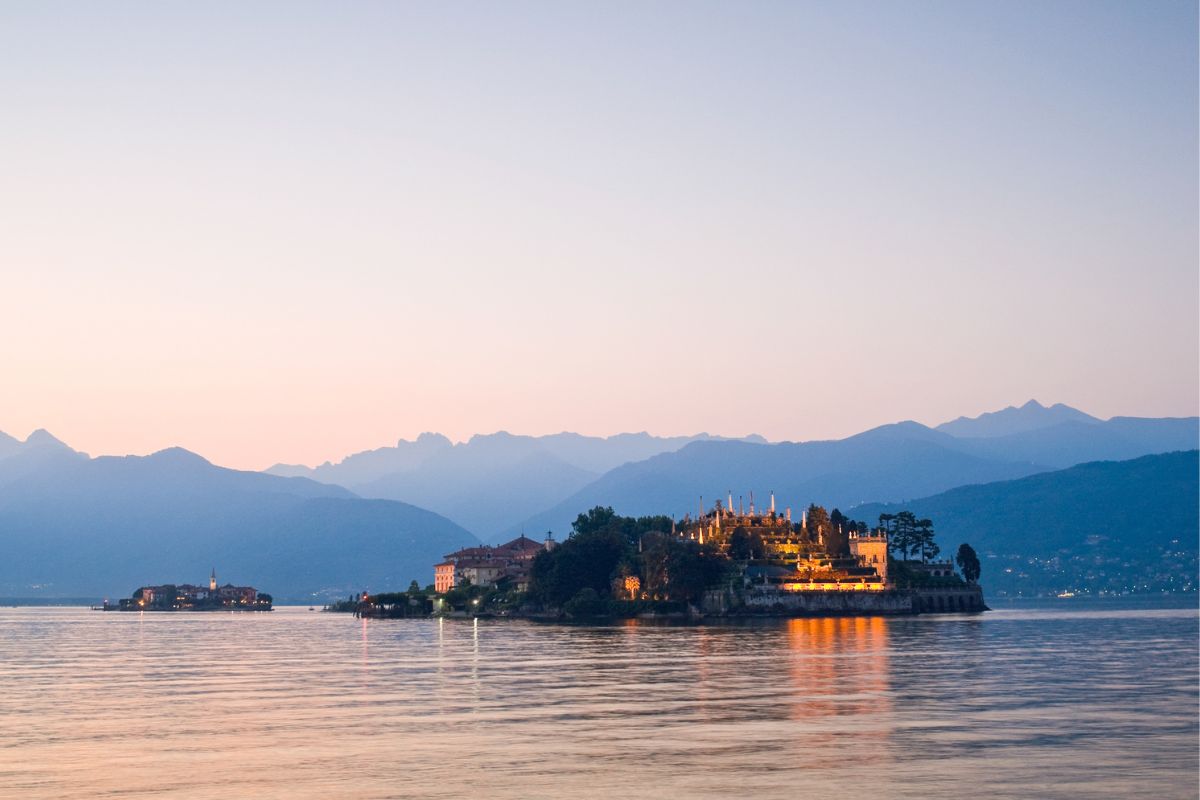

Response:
(0, 606), (1195, 799)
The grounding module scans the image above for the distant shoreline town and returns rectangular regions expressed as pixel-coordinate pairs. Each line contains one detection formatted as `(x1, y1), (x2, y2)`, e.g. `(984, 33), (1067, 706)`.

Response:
(100, 570), (272, 612)
(333, 497), (986, 621)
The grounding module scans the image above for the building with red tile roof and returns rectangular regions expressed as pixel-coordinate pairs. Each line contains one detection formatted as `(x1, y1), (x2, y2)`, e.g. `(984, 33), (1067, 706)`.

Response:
(434, 534), (552, 593)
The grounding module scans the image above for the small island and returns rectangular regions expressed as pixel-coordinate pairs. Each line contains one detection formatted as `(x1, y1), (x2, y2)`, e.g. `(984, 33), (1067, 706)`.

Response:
(338, 496), (987, 621)
(103, 569), (272, 611)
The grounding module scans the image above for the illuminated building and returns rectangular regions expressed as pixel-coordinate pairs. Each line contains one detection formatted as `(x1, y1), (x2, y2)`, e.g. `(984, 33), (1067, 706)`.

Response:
(675, 493), (891, 592)
(114, 570), (269, 611)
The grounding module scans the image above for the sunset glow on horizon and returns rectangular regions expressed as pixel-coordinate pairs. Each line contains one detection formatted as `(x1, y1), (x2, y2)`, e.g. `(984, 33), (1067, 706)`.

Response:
(2, 1), (1196, 470)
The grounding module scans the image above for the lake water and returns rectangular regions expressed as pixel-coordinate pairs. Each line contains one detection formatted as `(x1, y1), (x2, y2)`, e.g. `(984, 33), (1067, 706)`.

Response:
(1, 603), (1196, 799)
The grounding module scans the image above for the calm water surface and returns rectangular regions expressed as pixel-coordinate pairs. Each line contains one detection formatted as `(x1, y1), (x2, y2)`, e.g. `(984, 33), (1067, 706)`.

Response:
(0, 604), (1196, 799)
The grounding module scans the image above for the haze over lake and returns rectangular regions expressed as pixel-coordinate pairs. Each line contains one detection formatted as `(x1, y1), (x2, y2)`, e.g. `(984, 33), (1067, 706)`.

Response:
(2, 602), (1195, 799)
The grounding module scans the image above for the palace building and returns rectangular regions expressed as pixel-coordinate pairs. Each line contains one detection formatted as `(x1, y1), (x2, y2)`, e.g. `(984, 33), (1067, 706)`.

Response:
(675, 492), (890, 591)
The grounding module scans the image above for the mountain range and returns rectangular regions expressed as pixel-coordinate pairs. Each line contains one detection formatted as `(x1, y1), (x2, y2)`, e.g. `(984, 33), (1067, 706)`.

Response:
(854, 450), (1198, 597)
(266, 431), (766, 537)
(500, 404), (1198, 541)
(0, 436), (476, 600)
(266, 401), (1198, 542)
(0, 400), (1194, 599)
(935, 399), (1100, 437)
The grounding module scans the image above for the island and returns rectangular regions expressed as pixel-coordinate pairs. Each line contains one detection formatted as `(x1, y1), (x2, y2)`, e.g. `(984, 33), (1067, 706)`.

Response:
(339, 496), (986, 620)
(103, 569), (273, 611)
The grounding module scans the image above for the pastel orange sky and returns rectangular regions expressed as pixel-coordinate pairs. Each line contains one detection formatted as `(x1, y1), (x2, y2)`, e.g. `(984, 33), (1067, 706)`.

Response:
(2, 2), (1196, 471)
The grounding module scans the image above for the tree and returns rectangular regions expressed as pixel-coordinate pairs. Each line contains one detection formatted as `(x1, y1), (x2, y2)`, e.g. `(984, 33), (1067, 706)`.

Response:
(407, 580), (421, 594)
(956, 543), (981, 584)
(924, 539), (941, 563)
(728, 527), (752, 560)
(881, 513), (898, 556)
(915, 518), (939, 563)
(886, 511), (919, 559)
(827, 509), (851, 556)
(748, 531), (766, 560)
(806, 505), (831, 548)
(569, 506), (673, 547)
(571, 506), (617, 537)
(529, 527), (629, 606)
(563, 588), (605, 617)
(638, 533), (726, 603)
(662, 541), (726, 603)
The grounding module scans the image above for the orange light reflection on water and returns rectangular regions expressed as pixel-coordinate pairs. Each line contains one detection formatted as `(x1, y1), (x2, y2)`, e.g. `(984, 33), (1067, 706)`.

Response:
(785, 616), (893, 727)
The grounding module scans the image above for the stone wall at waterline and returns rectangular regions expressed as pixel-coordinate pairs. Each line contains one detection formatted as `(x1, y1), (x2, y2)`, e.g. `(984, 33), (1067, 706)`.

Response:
(704, 588), (914, 616)
(702, 585), (986, 616)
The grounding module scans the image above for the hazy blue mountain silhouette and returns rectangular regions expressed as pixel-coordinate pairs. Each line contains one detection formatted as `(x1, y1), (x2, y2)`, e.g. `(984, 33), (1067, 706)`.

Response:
(3, 400), (1193, 597)
(935, 399), (1099, 437)
(353, 445), (597, 538)
(0, 430), (21, 459)
(0, 444), (478, 600)
(510, 410), (1197, 541)
(0, 428), (85, 462)
(852, 451), (1198, 596)
(522, 431), (767, 474)
(268, 432), (454, 484)
(265, 404), (1195, 542)
(942, 416), (1198, 468)
(268, 430), (765, 538)
(933, 399), (1198, 466)
(511, 422), (1051, 539)
(0, 428), (89, 486)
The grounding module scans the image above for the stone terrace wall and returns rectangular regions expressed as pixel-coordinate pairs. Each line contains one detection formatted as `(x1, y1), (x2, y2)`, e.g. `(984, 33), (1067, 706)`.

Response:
(911, 586), (987, 613)
(703, 585), (988, 616)
(732, 589), (915, 616)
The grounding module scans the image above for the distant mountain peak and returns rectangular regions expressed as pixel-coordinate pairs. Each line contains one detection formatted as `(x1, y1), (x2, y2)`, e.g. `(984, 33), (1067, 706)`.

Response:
(25, 428), (71, 449)
(414, 432), (452, 445)
(0, 427), (87, 461)
(147, 447), (212, 466)
(846, 420), (946, 444)
(936, 401), (1099, 439)
(0, 430), (21, 461)
(265, 463), (313, 478)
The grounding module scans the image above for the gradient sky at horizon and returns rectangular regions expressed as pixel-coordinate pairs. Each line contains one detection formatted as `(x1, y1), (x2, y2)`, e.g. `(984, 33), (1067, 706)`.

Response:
(2, 1), (1197, 470)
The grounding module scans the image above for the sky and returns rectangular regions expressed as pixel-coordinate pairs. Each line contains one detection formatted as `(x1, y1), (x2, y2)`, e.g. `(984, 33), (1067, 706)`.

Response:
(2, 1), (1197, 470)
